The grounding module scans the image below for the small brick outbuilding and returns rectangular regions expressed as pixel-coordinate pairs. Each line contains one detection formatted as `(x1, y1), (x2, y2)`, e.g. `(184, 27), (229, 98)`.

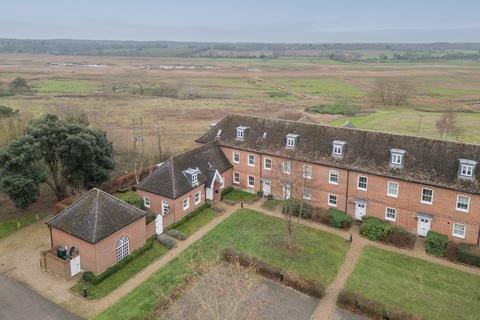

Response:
(45, 188), (150, 275)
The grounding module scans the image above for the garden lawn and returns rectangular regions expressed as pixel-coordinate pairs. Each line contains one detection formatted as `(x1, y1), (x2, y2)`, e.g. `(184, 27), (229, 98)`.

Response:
(173, 207), (218, 236)
(96, 209), (349, 320)
(222, 189), (257, 203)
(345, 246), (480, 320)
(0, 212), (48, 239)
(34, 79), (98, 93)
(261, 199), (283, 211)
(72, 242), (168, 299)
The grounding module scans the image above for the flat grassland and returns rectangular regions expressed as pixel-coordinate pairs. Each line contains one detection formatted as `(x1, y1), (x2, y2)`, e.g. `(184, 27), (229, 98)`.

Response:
(96, 209), (349, 320)
(345, 246), (480, 320)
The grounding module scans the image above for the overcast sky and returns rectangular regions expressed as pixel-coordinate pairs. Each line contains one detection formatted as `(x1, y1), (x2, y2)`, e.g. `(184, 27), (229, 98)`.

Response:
(1, 0), (480, 43)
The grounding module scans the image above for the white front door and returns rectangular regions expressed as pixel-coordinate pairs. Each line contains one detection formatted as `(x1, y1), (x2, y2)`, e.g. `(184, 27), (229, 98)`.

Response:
(417, 217), (432, 237)
(282, 183), (291, 199)
(263, 178), (271, 195)
(355, 201), (367, 220)
(206, 188), (213, 200)
(155, 214), (163, 235)
(70, 255), (81, 277)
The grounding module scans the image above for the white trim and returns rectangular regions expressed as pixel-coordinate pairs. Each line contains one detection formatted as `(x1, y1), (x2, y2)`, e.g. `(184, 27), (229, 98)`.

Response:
(161, 201), (169, 215)
(282, 160), (292, 175)
(264, 157), (272, 170)
(460, 164), (474, 177)
(387, 181), (399, 198)
(456, 195), (470, 213)
(194, 191), (201, 205)
(357, 176), (368, 191)
(116, 235), (129, 261)
(233, 172), (240, 184)
(143, 196), (151, 208)
(328, 194), (337, 207)
(452, 223), (466, 239)
(183, 198), (190, 210)
(247, 175), (255, 188)
(329, 170), (339, 185)
(248, 154), (255, 167)
(385, 207), (397, 222)
(421, 188), (434, 205)
(303, 188), (312, 200)
(303, 165), (312, 179)
(232, 151), (240, 164)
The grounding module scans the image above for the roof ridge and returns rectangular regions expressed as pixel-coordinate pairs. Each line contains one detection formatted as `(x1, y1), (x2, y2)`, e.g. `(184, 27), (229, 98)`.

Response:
(46, 188), (96, 225)
(91, 189), (100, 243)
(170, 156), (177, 198)
(216, 113), (480, 146)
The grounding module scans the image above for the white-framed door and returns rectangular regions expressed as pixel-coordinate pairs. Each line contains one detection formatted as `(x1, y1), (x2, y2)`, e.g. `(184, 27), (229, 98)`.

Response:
(70, 255), (81, 277)
(354, 201), (367, 220)
(417, 217), (432, 237)
(263, 178), (271, 195)
(282, 183), (291, 200)
(155, 214), (164, 235)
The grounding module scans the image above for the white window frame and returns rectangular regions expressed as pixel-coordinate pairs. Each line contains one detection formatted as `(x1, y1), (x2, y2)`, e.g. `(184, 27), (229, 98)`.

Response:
(456, 195), (470, 213)
(329, 170), (339, 185)
(116, 235), (129, 261)
(236, 128), (245, 139)
(303, 165), (312, 179)
(286, 136), (295, 148)
(248, 154), (255, 167)
(143, 196), (151, 208)
(452, 223), (466, 239)
(183, 197), (190, 210)
(191, 172), (198, 184)
(233, 172), (240, 184)
(421, 188), (434, 205)
(460, 164), (474, 177)
(328, 194), (337, 207)
(161, 201), (169, 215)
(357, 176), (368, 191)
(232, 151), (240, 164)
(385, 207), (397, 222)
(247, 175), (255, 188)
(332, 145), (343, 156)
(282, 160), (292, 175)
(387, 181), (399, 198)
(194, 191), (201, 205)
(391, 153), (403, 165)
(264, 157), (272, 170)
(303, 188), (312, 200)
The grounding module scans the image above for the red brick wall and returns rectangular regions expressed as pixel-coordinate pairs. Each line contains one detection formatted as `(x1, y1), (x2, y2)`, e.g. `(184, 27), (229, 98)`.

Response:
(50, 217), (147, 275)
(222, 146), (480, 244)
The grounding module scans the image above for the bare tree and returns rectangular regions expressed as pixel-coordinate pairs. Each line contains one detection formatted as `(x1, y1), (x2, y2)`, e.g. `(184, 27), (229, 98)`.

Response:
(436, 111), (463, 140)
(371, 79), (414, 106)
(270, 157), (310, 250)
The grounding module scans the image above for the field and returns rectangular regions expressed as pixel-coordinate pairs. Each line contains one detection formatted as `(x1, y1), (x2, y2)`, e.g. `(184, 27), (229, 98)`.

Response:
(1, 53), (480, 218)
(96, 209), (349, 319)
(345, 246), (480, 320)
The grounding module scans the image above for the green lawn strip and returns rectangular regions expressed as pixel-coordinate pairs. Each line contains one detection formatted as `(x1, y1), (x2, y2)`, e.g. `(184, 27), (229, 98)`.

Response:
(173, 208), (217, 236)
(345, 246), (480, 320)
(274, 78), (367, 97)
(0, 212), (48, 239)
(96, 209), (349, 320)
(72, 242), (168, 299)
(33, 79), (98, 93)
(222, 189), (257, 202)
(261, 199), (283, 211)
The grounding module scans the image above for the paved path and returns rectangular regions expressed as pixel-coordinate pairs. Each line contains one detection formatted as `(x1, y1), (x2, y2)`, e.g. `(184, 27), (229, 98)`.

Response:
(248, 200), (480, 320)
(0, 273), (80, 320)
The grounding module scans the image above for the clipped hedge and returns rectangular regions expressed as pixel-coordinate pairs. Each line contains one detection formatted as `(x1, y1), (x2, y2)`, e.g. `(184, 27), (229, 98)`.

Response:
(360, 217), (393, 241)
(457, 244), (480, 268)
(222, 247), (325, 298)
(337, 289), (423, 320)
(282, 199), (313, 219)
(82, 236), (156, 284)
(425, 231), (448, 257)
(166, 229), (187, 240)
(328, 209), (353, 229)
(382, 227), (417, 249)
(157, 234), (176, 249)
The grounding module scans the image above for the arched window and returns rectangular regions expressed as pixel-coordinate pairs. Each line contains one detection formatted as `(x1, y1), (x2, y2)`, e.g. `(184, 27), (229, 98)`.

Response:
(116, 235), (129, 261)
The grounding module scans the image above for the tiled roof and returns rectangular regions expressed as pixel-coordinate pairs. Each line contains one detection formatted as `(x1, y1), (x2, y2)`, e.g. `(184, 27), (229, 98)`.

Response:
(47, 188), (147, 244)
(196, 114), (480, 194)
(136, 141), (232, 198)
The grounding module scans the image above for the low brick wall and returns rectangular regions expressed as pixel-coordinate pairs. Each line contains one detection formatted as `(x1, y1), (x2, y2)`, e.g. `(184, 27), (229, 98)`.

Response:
(40, 249), (72, 279)
(146, 220), (156, 238)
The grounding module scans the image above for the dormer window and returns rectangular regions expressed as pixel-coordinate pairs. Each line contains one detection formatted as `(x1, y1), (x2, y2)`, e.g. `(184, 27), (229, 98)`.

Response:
(459, 159), (477, 179)
(183, 167), (201, 186)
(286, 134), (299, 148)
(332, 140), (346, 157)
(236, 126), (248, 139)
(390, 149), (405, 168)
(216, 129), (222, 138)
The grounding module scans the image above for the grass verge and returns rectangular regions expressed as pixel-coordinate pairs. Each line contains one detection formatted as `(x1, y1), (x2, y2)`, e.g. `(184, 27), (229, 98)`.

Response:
(173, 207), (218, 236)
(261, 198), (283, 211)
(0, 212), (48, 239)
(222, 189), (257, 203)
(345, 246), (480, 320)
(95, 209), (349, 319)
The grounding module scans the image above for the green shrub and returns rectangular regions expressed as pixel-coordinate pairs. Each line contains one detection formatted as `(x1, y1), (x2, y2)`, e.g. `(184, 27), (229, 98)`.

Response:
(256, 190), (264, 198)
(122, 193), (145, 210)
(382, 227), (416, 249)
(220, 186), (233, 200)
(116, 186), (130, 193)
(328, 209), (353, 229)
(282, 199), (312, 219)
(457, 244), (480, 268)
(425, 231), (448, 257)
(157, 234), (176, 249)
(360, 217), (393, 241)
(166, 229), (187, 240)
(82, 237), (155, 284)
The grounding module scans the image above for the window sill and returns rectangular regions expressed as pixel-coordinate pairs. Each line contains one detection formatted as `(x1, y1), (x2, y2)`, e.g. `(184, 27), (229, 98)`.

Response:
(455, 209), (469, 213)
(420, 201), (433, 205)
(452, 234), (465, 240)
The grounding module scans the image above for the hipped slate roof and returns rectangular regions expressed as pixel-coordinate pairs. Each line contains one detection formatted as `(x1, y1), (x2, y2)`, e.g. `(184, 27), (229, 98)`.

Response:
(196, 114), (480, 195)
(47, 188), (147, 244)
(136, 141), (232, 198)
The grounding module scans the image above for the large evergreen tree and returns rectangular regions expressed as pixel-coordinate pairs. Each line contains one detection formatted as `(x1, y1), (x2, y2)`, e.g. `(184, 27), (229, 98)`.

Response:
(0, 114), (114, 208)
